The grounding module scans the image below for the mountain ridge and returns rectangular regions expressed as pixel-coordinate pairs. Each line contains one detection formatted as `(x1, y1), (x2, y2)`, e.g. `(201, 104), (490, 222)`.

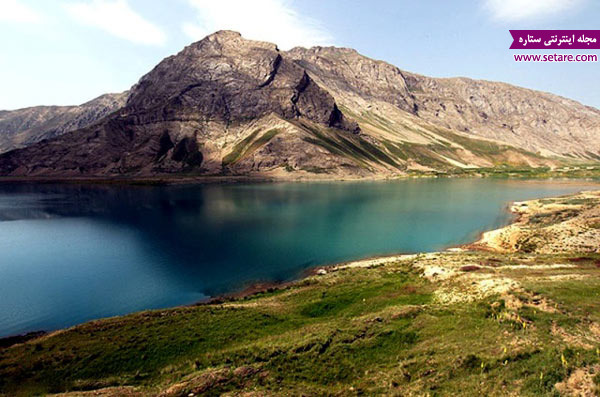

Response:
(287, 45), (600, 159)
(0, 30), (598, 180)
(0, 92), (128, 154)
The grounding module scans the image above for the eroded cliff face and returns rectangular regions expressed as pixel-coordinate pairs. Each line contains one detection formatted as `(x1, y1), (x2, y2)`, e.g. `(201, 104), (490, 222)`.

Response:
(287, 46), (416, 114)
(0, 30), (598, 179)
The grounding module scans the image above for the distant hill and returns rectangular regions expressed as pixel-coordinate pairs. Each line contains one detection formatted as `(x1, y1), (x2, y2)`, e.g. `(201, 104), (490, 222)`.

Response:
(0, 92), (128, 154)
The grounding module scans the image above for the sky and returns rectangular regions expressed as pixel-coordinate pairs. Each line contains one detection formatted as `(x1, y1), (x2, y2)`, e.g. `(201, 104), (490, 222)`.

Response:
(0, 0), (598, 110)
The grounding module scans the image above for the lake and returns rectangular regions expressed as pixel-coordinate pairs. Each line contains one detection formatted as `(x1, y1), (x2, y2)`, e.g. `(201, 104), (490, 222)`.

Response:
(0, 179), (595, 337)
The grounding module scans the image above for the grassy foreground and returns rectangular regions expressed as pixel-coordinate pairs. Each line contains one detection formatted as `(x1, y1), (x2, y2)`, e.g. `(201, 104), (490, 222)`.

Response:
(1, 193), (600, 396)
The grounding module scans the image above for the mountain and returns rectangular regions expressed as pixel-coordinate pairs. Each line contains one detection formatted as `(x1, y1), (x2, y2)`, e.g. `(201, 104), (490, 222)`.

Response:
(0, 30), (598, 180)
(288, 46), (600, 161)
(0, 92), (128, 154)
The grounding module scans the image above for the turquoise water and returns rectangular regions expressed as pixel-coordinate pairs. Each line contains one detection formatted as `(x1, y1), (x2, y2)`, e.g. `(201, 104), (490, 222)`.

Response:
(0, 179), (594, 337)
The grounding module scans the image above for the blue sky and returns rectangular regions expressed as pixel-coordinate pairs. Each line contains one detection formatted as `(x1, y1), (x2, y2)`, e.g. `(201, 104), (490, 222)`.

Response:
(1, 0), (598, 110)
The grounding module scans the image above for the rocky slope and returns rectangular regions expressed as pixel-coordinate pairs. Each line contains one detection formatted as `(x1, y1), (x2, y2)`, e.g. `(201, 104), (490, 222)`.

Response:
(0, 92), (128, 154)
(406, 74), (600, 159)
(288, 46), (600, 160)
(0, 31), (598, 179)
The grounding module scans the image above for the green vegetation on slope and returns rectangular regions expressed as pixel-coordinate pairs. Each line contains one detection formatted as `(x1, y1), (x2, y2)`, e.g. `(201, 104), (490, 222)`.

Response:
(222, 129), (262, 166)
(245, 128), (281, 156)
(297, 121), (400, 170)
(337, 104), (556, 172)
(222, 128), (282, 167)
(2, 252), (600, 396)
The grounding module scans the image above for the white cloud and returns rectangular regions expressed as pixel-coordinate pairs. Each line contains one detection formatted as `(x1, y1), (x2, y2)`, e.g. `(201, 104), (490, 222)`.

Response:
(0, 0), (43, 23)
(485, 0), (586, 21)
(183, 0), (333, 50)
(64, 0), (166, 46)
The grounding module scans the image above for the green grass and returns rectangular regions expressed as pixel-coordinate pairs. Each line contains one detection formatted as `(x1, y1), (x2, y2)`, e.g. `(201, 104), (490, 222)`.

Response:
(0, 265), (431, 395)
(298, 121), (402, 170)
(221, 128), (282, 167)
(434, 128), (505, 157)
(523, 277), (600, 322)
(357, 138), (400, 168)
(222, 129), (262, 166)
(2, 252), (600, 395)
(298, 122), (370, 168)
(244, 128), (281, 155)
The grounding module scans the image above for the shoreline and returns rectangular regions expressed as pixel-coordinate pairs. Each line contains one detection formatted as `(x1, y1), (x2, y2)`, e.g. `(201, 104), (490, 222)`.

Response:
(0, 169), (599, 187)
(1, 189), (600, 395)
(114, 185), (600, 306)
(1, 185), (599, 346)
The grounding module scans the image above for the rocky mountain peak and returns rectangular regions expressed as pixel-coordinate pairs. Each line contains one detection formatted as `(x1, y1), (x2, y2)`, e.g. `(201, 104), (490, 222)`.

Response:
(125, 31), (356, 132)
(201, 30), (278, 51)
(205, 29), (242, 39)
(289, 46), (358, 55)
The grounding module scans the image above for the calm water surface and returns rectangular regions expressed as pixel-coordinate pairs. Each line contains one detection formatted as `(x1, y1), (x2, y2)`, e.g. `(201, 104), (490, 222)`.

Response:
(0, 179), (595, 337)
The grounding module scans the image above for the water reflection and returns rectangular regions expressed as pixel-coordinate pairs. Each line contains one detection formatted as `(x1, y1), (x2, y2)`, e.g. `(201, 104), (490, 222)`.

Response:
(0, 180), (593, 337)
